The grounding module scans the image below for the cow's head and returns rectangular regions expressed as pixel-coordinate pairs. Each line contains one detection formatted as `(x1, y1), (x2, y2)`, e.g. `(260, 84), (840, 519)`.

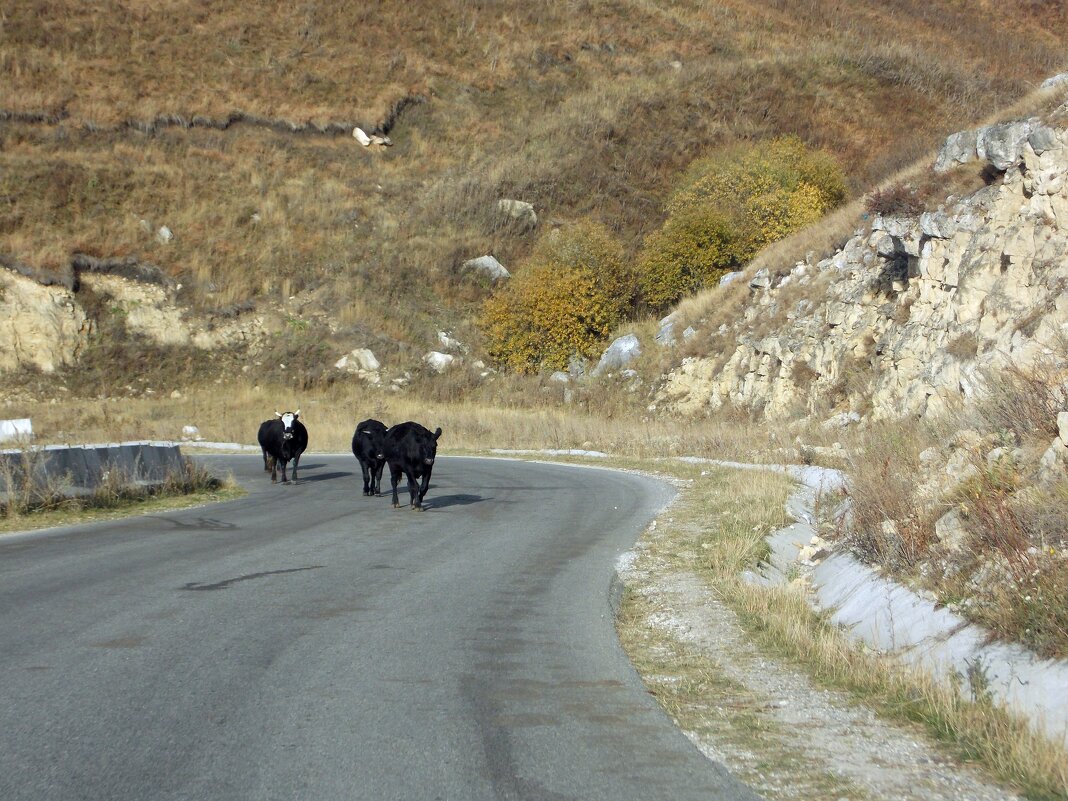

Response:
(275, 409), (300, 440)
(425, 427), (443, 465)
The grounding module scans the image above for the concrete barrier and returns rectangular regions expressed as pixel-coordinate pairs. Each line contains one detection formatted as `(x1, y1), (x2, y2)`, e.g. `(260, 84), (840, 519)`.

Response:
(0, 442), (186, 492)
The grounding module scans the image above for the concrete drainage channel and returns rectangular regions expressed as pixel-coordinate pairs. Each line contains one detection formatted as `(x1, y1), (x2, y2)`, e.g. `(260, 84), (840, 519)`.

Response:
(674, 457), (1068, 751)
(0, 442), (187, 498)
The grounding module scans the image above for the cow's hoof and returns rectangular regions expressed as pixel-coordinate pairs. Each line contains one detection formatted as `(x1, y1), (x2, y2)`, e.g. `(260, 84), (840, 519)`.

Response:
(392, 502), (400, 509)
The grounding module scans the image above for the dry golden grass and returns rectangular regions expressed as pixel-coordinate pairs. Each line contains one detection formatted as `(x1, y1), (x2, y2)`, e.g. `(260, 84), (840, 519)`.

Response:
(2, 0), (1066, 367)
(7, 378), (778, 461)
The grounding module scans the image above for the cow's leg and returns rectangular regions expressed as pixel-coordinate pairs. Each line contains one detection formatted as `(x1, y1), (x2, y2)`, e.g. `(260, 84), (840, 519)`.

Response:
(405, 469), (420, 509)
(359, 461), (372, 495)
(262, 449), (270, 471)
(389, 464), (403, 508)
(280, 458), (289, 484)
(417, 466), (433, 508)
(292, 453), (301, 482)
(270, 457), (278, 483)
(373, 461), (385, 496)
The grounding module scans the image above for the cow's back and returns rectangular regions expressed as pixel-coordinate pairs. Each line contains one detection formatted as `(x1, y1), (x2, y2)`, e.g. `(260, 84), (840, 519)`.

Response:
(352, 419), (387, 460)
(383, 421), (439, 472)
(258, 419), (280, 450)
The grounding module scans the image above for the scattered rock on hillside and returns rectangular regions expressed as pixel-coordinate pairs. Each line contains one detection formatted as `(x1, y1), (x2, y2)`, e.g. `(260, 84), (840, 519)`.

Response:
(437, 331), (468, 353)
(156, 226), (173, 244)
(353, 127), (392, 147)
(977, 120), (1035, 171)
(933, 129), (979, 172)
(593, 334), (641, 376)
(1038, 436), (1068, 482)
(719, 270), (744, 287)
(550, 371), (570, 383)
(462, 255), (511, 282)
(424, 351), (455, 373)
(749, 268), (771, 290)
(934, 120), (1042, 173)
(1041, 72), (1068, 90)
(335, 348), (381, 383)
(934, 509), (968, 553)
(821, 411), (861, 429)
(656, 314), (677, 346)
(497, 199), (537, 229)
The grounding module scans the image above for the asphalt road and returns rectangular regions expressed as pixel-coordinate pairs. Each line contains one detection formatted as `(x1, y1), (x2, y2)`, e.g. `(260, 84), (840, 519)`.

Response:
(0, 454), (760, 801)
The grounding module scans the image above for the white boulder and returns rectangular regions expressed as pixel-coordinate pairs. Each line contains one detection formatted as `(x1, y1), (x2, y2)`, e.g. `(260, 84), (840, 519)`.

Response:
(437, 331), (468, 353)
(497, 199), (537, 228)
(424, 351), (455, 373)
(335, 348), (381, 373)
(462, 255), (511, 282)
(592, 334), (641, 376)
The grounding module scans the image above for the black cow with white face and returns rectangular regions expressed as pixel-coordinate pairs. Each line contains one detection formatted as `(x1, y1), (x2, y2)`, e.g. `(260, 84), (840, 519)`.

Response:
(378, 421), (442, 510)
(351, 418), (388, 496)
(257, 410), (308, 483)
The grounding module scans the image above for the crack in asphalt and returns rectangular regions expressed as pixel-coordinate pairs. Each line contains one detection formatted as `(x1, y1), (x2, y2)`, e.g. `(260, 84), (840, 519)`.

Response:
(180, 565), (323, 591)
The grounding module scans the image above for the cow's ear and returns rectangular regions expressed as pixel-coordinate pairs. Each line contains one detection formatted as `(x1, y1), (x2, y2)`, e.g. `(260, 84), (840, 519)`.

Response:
(433, 427), (442, 440)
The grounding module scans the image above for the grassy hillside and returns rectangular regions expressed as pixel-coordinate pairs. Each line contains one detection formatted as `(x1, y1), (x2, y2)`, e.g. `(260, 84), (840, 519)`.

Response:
(2, 0), (1067, 384)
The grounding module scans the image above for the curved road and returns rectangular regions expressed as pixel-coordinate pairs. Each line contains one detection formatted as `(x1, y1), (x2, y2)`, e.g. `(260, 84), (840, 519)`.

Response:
(0, 455), (758, 801)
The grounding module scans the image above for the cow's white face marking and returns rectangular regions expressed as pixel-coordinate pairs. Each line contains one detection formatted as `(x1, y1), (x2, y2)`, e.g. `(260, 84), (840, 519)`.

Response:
(280, 413), (296, 439)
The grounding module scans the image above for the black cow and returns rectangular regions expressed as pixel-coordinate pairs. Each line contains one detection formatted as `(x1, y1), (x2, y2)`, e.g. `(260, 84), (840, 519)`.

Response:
(378, 421), (442, 510)
(351, 418), (388, 496)
(257, 410), (308, 483)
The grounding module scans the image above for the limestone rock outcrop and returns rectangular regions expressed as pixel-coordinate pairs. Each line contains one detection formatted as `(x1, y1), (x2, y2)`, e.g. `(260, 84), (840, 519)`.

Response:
(0, 270), (90, 373)
(657, 123), (1068, 421)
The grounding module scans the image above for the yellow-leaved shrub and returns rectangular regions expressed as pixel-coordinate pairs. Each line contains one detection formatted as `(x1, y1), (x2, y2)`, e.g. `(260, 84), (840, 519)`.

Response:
(637, 136), (847, 310)
(480, 221), (633, 372)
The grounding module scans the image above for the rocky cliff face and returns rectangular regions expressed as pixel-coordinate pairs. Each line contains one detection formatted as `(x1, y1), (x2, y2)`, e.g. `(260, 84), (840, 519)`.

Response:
(0, 271), (90, 373)
(657, 121), (1068, 424)
(0, 268), (274, 378)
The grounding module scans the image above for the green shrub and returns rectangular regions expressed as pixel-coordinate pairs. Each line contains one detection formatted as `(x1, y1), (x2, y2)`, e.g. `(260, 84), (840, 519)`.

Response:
(480, 221), (632, 372)
(637, 136), (847, 310)
(636, 206), (741, 310)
